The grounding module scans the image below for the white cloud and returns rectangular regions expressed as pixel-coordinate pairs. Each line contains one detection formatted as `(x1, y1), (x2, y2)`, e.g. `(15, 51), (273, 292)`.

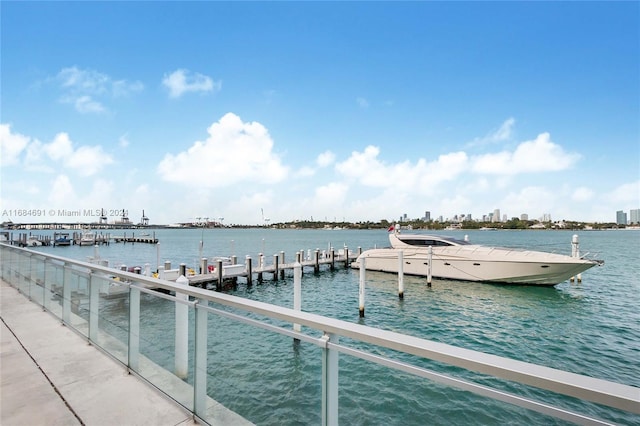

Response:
(467, 117), (515, 147)
(119, 134), (130, 148)
(162, 69), (221, 98)
(336, 146), (468, 192)
(0, 124), (30, 166)
(606, 180), (640, 204)
(55, 66), (143, 113)
(73, 95), (105, 113)
(472, 132), (580, 175)
(317, 150), (335, 167)
(314, 182), (348, 207)
(23, 131), (113, 176)
(356, 97), (369, 108)
(47, 175), (77, 204)
(157, 113), (288, 187)
(572, 187), (594, 202)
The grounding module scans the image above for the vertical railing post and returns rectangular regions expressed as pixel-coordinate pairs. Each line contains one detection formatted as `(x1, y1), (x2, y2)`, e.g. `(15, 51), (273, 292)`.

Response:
(89, 271), (99, 342)
(293, 262), (302, 332)
(321, 333), (339, 426)
(43, 259), (50, 311)
(194, 300), (208, 417)
(27, 252), (33, 300)
(128, 284), (141, 372)
(62, 263), (72, 324)
(175, 276), (189, 379)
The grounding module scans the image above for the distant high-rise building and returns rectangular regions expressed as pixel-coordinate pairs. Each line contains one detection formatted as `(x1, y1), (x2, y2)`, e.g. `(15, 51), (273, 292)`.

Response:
(424, 211), (431, 221)
(492, 209), (501, 223)
(542, 213), (552, 222)
(503, 214), (508, 222)
(616, 210), (628, 225)
(521, 214), (529, 221)
(630, 209), (640, 225)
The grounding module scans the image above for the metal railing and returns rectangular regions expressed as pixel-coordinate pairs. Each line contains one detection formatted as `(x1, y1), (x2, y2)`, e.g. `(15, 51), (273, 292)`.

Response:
(1, 243), (638, 425)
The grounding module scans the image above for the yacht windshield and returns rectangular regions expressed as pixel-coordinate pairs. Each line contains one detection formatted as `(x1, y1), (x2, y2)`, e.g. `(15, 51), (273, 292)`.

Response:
(399, 236), (471, 247)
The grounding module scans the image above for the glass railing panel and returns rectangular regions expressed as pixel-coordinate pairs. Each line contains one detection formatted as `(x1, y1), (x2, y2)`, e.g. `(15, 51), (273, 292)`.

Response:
(44, 260), (64, 319)
(29, 255), (46, 306)
(334, 352), (568, 426)
(18, 250), (31, 295)
(89, 273), (130, 365)
(65, 267), (90, 335)
(131, 288), (195, 411)
(199, 308), (323, 425)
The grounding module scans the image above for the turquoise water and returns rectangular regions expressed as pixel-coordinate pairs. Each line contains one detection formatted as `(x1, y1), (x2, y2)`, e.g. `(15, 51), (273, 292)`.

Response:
(26, 228), (640, 424)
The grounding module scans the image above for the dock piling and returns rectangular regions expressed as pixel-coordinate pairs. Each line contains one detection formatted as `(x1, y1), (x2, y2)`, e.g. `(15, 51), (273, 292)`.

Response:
(293, 262), (302, 332)
(359, 257), (366, 318)
(398, 250), (404, 299)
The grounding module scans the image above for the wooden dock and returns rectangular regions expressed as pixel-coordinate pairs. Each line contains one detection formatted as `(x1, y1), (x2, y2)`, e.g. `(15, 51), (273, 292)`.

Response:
(157, 247), (362, 291)
(112, 235), (159, 244)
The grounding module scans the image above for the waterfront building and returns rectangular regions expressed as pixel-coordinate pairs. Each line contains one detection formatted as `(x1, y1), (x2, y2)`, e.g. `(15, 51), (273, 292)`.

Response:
(630, 209), (640, 225)
(492, 209), (501, 223)
(424, 211), (431, 221)
(616, 210), (628, 225)
(521, 214), (529, 221)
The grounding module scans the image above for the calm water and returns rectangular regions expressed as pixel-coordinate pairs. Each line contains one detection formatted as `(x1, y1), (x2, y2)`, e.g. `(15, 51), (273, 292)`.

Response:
(25, 228), (640, 425)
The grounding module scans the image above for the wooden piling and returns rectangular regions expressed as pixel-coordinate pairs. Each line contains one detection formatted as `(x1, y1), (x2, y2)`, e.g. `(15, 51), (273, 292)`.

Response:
(359, 257), (365, 318)
(398, 250), (404, 299)
(273, 254), (279, 281)
(245, 256), (253, 285)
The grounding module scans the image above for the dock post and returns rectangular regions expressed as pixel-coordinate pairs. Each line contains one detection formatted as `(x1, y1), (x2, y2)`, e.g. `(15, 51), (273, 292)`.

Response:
(158, 266), (165, 280)
(179, 263), (186, 277)
(427, 246), (433, 287)
(231, 255), (237, 265)
(258, 253), (264, 282)
(175, 275), (189, 379)
(296, 252), (303, 276)
(570, 234), (582, 282)
(156, 243), (161, 271)
(314, 249), (320, 274)
(330, 249), (335, 271)
(273, 254), (279, 281)
(200, 258), (208, 274)
(164, 260), (171, 272)
(345, 247), (349, 268)
(359, 257), (365, 317)
(293, 262), (302, 332)
(398, 250), (404, 299)
(144, 263), (151, 277)
(279, 251), (285, 279)
(216, 259), (223, 291)
(245, 256), (253, 285)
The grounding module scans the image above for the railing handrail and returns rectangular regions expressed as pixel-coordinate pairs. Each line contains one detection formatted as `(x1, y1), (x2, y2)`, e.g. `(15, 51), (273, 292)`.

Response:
(2, 242), (639, 417)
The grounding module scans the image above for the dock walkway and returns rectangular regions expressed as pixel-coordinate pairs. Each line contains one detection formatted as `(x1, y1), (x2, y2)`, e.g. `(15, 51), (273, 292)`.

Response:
(0, 280), (196, 426)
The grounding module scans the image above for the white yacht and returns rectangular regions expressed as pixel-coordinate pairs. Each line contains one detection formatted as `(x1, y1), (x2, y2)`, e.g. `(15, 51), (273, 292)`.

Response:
(354, 229), (602, 286)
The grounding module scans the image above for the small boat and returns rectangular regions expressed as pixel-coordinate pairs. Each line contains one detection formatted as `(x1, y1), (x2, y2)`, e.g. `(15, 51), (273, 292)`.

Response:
(54, 233), (71, 246)
(354, 227), (603, 286)
(25, 236), (43, 247)
(79, 230), (96, 246)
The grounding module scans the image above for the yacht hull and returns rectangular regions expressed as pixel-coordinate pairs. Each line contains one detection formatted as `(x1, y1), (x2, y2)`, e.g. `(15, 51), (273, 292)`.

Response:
(355, 246), (599, 286)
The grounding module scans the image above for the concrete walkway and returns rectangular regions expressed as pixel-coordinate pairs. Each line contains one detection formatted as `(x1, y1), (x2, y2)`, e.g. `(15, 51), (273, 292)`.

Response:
(0, 280), (197, 426)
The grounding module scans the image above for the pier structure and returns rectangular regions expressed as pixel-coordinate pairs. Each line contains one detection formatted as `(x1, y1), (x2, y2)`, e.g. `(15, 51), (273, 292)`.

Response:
(116, 246), (362, 291)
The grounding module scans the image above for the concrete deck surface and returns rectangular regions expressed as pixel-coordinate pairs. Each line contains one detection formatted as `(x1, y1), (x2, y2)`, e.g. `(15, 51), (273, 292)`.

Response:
(1, 280), (197, 426)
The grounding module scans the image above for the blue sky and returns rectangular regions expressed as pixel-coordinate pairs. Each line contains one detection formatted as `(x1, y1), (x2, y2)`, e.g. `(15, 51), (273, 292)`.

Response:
(1, 1), (638, 225)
